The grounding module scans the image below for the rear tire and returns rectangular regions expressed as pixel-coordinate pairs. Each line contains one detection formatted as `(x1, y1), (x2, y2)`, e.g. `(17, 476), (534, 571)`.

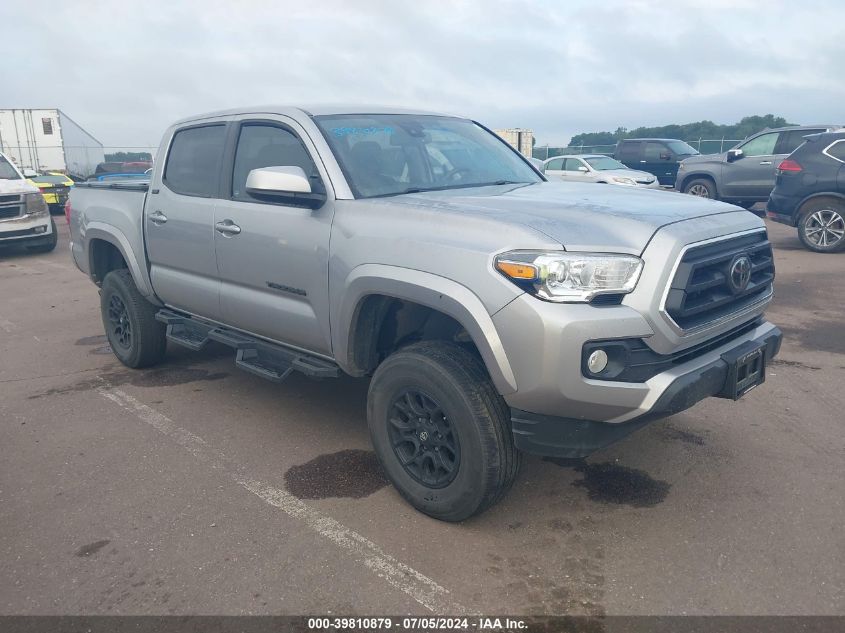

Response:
(100, 269), (167, 368)
(683, 178), (717, 200)
(797, 198), (845, 253)
(25, 218), (58, 253)
(367, 341), (521, 522)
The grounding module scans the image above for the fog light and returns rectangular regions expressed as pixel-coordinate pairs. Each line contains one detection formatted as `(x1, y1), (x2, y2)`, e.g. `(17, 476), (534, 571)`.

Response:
(587, 349), (608, 374)
(33, 225), (47, 234)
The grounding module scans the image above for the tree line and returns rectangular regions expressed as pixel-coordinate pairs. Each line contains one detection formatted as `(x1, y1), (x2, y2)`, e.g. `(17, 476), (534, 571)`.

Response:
(568, 115), (796, 147)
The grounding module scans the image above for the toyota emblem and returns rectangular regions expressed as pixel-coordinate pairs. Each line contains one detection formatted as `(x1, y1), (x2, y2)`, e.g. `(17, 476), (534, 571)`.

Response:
(728, 255), (752, 293)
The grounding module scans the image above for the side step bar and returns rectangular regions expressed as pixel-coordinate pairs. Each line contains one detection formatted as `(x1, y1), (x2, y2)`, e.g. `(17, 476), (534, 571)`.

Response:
(155, 309), (339, 382)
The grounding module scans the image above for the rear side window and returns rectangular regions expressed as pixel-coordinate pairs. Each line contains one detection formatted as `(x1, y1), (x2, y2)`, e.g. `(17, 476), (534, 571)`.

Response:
(617, 141), (642, 162)
(825, 140), (845, 162)
(232, 124), (318, 201)
(776, 129), (826, 155)
(164, 125), (226, 197)
(545, 157), (564, 170)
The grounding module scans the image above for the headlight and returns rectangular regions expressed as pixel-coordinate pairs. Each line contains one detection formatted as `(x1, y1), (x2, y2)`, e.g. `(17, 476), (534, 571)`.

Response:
(494, 251), (643, 302)
(612, 177), (637, 185)
(24, 192), (49, 216)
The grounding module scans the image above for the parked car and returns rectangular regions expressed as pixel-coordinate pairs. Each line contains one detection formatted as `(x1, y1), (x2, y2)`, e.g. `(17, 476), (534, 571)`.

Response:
(767, 130), (845, 253)
(544, 154), (661, 188)
(676, 125), (841, 208)
(27, 172), (74, 213)
(0, 151), (57, 252)
(68, 105), (781, 521)
(613, 138), (699, 186)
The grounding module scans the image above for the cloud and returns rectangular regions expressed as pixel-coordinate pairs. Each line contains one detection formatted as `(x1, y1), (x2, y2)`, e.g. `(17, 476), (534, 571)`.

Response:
(1, 0), (841, 148)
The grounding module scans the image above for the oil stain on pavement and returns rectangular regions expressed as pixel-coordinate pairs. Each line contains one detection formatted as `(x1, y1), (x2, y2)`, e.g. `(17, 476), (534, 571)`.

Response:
(572, 462), (670, 507)
(284, 449), (388, 500)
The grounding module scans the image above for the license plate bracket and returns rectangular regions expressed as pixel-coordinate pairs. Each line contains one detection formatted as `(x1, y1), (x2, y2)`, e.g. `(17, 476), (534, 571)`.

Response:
(718, 341), (766, 400)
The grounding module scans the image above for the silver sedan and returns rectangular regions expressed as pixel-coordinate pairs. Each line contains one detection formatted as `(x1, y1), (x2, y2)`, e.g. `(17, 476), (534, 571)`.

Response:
(543, 154), (662, 188)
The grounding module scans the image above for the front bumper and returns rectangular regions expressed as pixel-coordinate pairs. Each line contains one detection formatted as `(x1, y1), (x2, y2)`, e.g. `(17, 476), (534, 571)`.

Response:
(0, 212), (53, 245)
(511, 324), (782, 457)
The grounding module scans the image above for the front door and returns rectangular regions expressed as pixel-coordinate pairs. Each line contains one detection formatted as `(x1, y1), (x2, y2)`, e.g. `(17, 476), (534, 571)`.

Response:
(146, 123), (228, 320)
(721, 131), (781, 199)
(563, 158), (593, 182)
(213, 118), (335, 355)
(642, 141), (676, 186)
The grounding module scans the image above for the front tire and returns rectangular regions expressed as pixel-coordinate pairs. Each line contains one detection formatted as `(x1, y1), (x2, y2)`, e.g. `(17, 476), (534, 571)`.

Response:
(797, 199), (845, 253)
(683, 178), (717, 200)
(367, 341), (521, 521)
(100, 269), (167, 368)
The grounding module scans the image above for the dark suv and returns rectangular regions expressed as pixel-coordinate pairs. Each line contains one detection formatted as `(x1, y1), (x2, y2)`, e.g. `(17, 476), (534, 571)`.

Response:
(676, 125), (840, 209)
(767, 130), (845, 253)
(613, 138), (699, 186)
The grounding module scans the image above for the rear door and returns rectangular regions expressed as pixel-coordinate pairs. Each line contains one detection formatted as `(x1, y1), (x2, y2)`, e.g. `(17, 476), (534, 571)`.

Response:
(544, 157), (565, 179)
(146, 123), (228, 320)
(212, 117), (335, 355)
(721, 131), (781, 199)
(642, 141), (676, 186)
(616, 141), (642, 170)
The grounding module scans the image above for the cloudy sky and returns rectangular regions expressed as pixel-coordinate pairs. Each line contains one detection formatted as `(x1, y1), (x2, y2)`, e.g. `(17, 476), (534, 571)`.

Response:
(2, 0), (842, 152)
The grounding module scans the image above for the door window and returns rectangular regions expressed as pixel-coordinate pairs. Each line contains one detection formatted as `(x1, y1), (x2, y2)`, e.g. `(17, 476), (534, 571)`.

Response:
(825, 140), (845, 162)
(163, 125), (227, 197)
(617, 142), (642, 162)
(545, 157), (564, 170)
(232, 124), (319, 201)
(644, 142), (669, 161)
(563, 158), (586, 171)
(775, 129), (826, 155)
(739, 132), (779, 157)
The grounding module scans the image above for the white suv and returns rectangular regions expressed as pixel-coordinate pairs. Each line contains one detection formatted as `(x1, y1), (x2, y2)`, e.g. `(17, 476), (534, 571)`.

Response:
(0, 152), (56, 253)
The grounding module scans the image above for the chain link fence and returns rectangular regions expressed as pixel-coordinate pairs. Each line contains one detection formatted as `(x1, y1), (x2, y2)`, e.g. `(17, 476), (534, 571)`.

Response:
(533, 138), (742, 160)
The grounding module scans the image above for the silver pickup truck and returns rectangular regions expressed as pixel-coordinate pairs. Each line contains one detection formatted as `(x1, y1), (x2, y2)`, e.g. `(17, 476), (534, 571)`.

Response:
(69, 105), (782, 521)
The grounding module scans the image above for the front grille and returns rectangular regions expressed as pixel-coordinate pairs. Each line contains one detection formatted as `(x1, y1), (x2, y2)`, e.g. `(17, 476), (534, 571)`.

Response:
(664, 231), (774, 330)
(0, 194), (23, 220)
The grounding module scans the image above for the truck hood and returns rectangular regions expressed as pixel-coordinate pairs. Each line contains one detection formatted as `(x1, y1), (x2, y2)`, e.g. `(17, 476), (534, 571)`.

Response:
(391, 181), (743, 255)
(681, 152), (726, 165)
(0, 178), (38, 195)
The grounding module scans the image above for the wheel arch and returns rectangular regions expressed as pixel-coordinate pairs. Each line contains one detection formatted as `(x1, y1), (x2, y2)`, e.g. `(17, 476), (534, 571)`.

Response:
(84, 223), (157, 300)
(336, 265), (518, 395)
(679, 172), (718, 195)
(796, 192), (845, 224)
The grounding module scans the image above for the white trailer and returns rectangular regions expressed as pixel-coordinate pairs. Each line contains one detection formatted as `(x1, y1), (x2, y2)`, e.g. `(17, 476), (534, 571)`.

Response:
(0, 109), (104, 180)
(493, 128), (534, 157)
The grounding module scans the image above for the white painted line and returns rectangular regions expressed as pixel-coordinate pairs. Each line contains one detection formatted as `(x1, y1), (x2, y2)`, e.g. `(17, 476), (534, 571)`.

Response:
(96, 385), (467, 614)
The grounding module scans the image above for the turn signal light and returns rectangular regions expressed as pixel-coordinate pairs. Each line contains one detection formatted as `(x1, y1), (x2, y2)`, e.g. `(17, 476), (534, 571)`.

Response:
(495, 261), (537, 280)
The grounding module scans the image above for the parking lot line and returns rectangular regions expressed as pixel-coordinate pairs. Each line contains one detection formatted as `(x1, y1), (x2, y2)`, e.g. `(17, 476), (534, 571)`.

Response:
(96, 383), (468, 614)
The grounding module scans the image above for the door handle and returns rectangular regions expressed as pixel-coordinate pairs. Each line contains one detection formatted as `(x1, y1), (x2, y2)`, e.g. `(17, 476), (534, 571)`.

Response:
(215, 220), (241, 236)
(759, 161), (773, 165)
(149, 210), (167, 225)
(640, 160), (647, 163)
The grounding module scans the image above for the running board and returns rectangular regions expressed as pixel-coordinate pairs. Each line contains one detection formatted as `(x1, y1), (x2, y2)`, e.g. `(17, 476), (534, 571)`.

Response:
(155, 309), (339, 381)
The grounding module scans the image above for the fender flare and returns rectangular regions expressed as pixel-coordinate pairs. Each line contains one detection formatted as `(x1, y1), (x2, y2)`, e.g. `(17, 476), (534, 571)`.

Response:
(335, 264), (518, 395)
(795, 191), (845, 223)
(84, 222), (158, 300)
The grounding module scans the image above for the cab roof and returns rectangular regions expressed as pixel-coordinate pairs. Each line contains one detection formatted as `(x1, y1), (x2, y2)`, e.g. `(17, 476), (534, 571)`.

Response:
(173, 104), (459, 126)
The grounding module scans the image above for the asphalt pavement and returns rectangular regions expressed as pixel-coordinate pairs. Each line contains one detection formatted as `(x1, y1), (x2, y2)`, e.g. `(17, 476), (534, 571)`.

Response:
(1, 218), (842, 616)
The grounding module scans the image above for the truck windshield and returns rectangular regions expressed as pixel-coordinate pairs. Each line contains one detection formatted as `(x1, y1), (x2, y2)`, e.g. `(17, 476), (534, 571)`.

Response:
(313, 114), (542, 198)
(0, 154), (22, 180)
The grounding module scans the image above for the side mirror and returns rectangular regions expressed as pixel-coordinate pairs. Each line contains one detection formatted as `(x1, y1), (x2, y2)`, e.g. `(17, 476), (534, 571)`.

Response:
(245, 166), (325, 209)
(23, 168), (38, 178)
(577, 166), (589, 173)
(727, 149), (744, 162)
